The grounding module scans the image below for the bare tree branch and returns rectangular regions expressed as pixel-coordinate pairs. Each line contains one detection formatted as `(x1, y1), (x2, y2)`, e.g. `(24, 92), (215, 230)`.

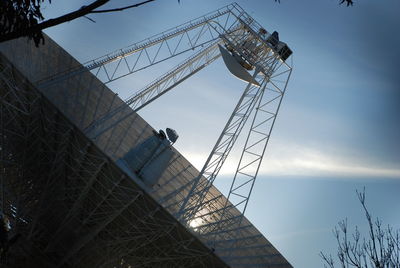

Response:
(0, 0), (355, 46)
(321, 188), (400, 268)
(0, 0), (157, 44)
(0, 0), (108, 43)
(90, 0), (155, 13)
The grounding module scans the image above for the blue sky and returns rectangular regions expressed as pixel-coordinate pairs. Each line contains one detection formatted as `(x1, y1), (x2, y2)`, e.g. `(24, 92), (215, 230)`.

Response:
(42, 0), (400, 267)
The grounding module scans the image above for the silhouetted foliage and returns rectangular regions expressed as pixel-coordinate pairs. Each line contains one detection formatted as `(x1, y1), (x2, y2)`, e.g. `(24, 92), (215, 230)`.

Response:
(340, 0), (354, 7)
(0, 0), (48, 46)
(0, 0), (355, 47)
(275, 0), (354, 5)
(0, 0), (155, 46)
(320, 189), (400, 268)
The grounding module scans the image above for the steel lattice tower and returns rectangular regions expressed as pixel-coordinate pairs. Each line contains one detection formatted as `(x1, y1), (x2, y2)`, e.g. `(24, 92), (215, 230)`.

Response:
(0, 3), (292, 268)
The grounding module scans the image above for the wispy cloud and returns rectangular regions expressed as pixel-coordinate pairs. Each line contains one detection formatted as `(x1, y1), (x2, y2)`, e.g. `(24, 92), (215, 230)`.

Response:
(180, 143), (400, 179)
(262, 146), (400, 178)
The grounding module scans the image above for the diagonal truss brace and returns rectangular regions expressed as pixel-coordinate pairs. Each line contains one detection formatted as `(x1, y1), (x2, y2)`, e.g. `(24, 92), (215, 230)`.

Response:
(227, 68), (293, 217)
(175, 69), (266, 223)
(36, 3), (254, 88)
(204, 63), (293, 251)
(31, 3), (293, 261)
(85, 41), (222, 139)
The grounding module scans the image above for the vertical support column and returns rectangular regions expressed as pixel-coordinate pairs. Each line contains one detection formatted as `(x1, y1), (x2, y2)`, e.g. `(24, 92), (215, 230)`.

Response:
(176, 68), (265, 223)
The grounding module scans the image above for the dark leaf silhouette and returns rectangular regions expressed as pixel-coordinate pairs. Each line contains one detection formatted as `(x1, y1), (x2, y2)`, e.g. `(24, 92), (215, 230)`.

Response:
(0, 0), (355, 47)
(0, 0), (156, 46)
(340, 0), (354, 6)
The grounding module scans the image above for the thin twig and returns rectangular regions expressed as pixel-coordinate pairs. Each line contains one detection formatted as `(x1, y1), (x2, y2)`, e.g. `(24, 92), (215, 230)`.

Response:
(90, 0), (155, 13)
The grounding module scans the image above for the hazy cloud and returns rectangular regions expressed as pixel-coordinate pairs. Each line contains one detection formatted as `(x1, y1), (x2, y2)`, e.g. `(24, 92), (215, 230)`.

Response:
(182, 142), (400, 179)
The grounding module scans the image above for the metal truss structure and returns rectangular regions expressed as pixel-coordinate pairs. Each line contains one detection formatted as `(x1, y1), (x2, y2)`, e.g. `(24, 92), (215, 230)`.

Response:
(65, 2), (293, 240)
(84, 40), (222, 139)
(0, 56), (228, 268)
(1, 2), (293, 268)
